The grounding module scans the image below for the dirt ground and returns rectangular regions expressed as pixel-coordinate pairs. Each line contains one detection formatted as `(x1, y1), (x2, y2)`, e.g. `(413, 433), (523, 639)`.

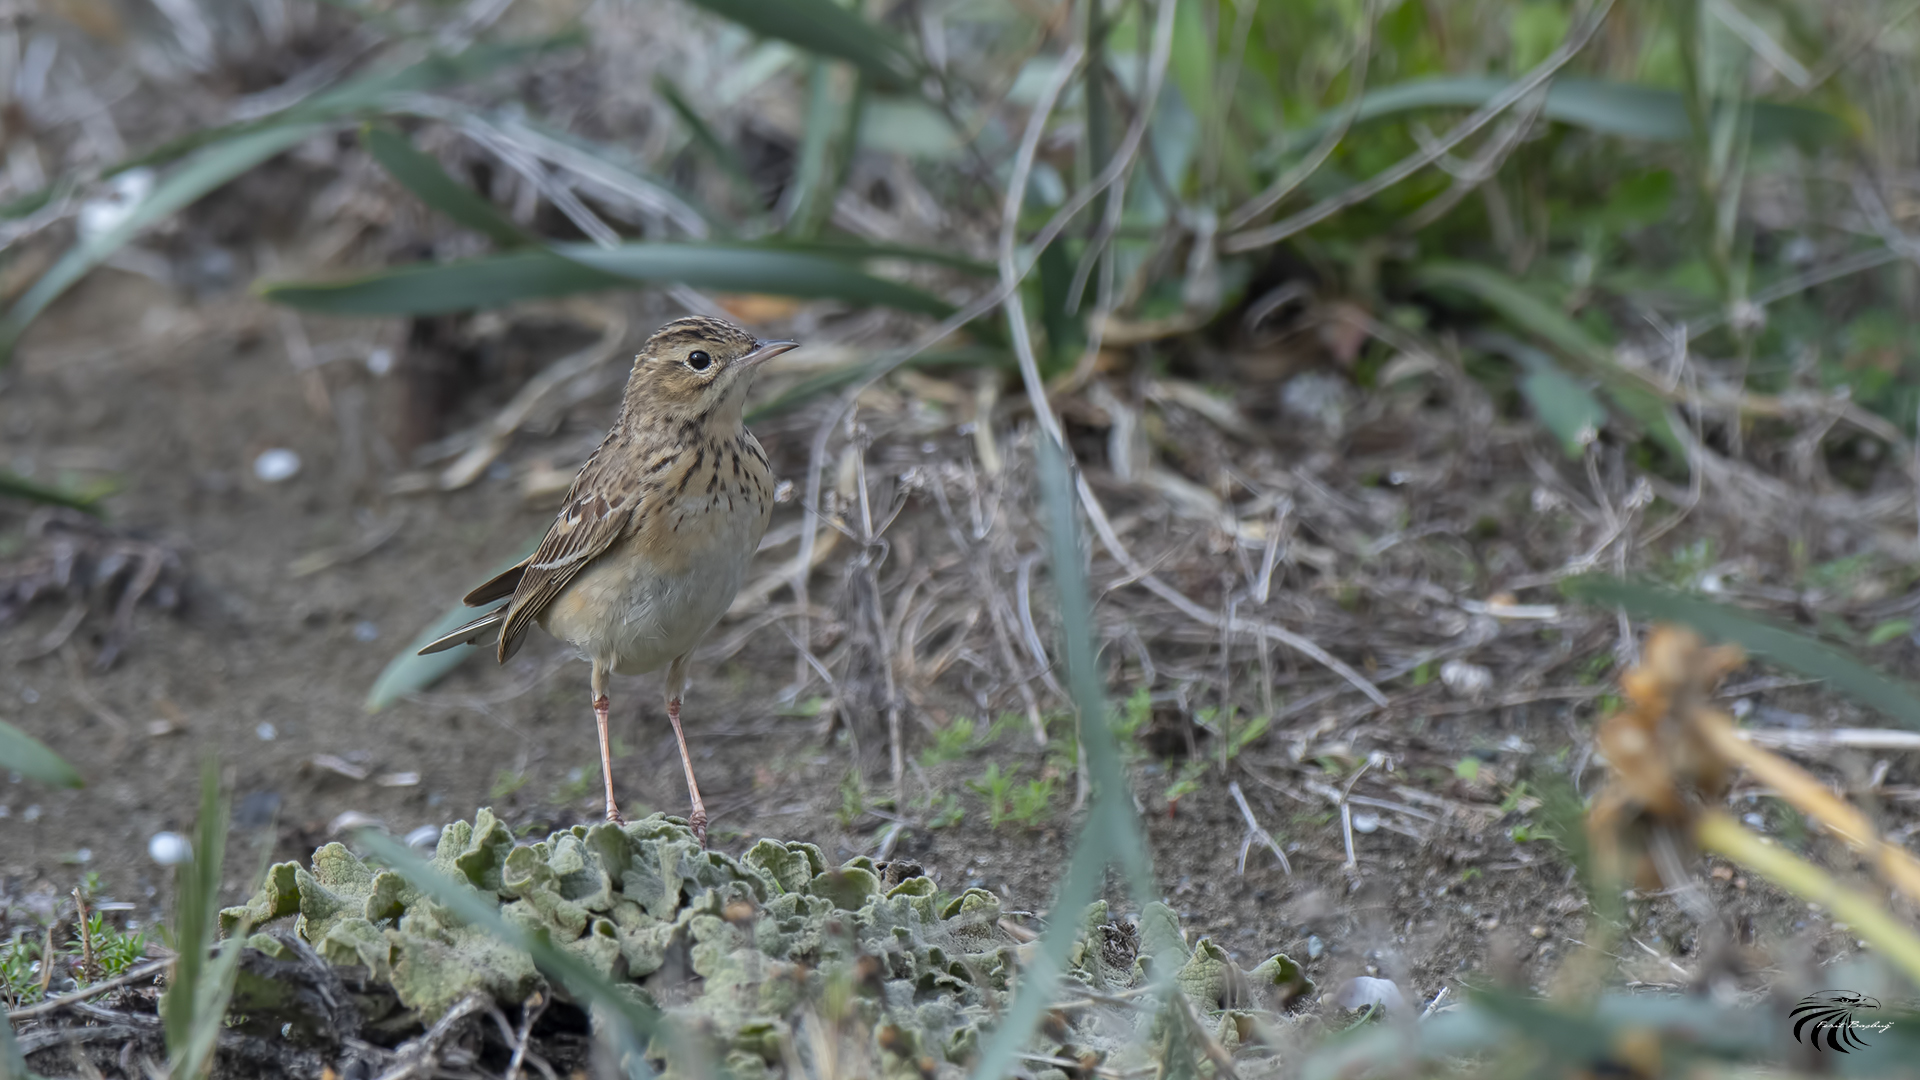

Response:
(1, 256), (1909, 1032)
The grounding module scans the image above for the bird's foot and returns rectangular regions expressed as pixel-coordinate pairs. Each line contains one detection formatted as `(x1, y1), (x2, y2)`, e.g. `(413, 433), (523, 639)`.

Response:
(605, 803), (627, 826)
(689, 807), (709, 848)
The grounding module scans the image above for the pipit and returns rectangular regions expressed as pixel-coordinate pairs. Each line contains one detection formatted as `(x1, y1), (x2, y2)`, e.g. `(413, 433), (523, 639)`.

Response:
(419, 316), (795, 843)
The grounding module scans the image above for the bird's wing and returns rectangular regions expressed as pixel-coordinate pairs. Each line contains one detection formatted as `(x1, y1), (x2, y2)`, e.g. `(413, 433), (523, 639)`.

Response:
(495, 442), (644, 661)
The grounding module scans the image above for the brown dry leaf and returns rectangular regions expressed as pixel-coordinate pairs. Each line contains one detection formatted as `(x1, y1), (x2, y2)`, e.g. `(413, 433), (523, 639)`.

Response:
(1587, 626), (1743, 887)
(714, 294), (804, 324)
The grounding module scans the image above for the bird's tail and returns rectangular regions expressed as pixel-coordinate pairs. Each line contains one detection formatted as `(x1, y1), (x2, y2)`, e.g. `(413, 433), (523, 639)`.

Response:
(416, 606), (508, 655)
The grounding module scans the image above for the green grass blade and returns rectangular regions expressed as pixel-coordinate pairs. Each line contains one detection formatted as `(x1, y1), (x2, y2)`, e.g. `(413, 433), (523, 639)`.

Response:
(1564, 576), (1920, 728)
(0, 720), (82, 788)
(0, 123), (324, 364)
(1420, 263), (1684, 461)
(163, 761), (228, 1077)
(107, 37), (581, 177)
(565, 243), (950, 315)
(362, 125), (534, 248)
(262, 250), (623, 315)
(719, 237), (993, 275)
(0, 1013), (25, 1080)
(1275, 75), (1840, 154)
(969, 438), (1159, 1080)
(1474, 335), (1608, 458)
(367, 536), (541, 711)
(355, 831), (661, 1078)
(0, 470), (105, 514)
(682, 0), (916, 90)
(264, 243), (954, 317)
(656, 74), (761, 212)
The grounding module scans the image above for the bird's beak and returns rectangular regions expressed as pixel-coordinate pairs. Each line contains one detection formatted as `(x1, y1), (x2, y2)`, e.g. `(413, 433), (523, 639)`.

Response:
(741, 339), (800, 368)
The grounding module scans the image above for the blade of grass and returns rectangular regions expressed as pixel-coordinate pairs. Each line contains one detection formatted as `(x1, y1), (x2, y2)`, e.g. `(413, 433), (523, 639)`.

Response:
(1272, 75), (1840, 154)
(1564, 575), (1920, 728)
(1423, 263), (1685, 461)
(162, 761), (233, 1079)
(1698, 810), (1920, 984)
(0, 123), (325, 364)
(681, 0), (917, 90)
(263, 243), (955, 317)
(655, 74), (762, 213)
(362, 125), (534, 248)
(0, 1015), (24, 1080)
(969, 437), (1160, 1080)
(107, 37), (581, 177)
(0, 720), (82, 788)
(366, 536), (541, 711)
(355, 831), (663, 1079)
(0, 471), (105, 515)
(1474, 334), (1608, 458)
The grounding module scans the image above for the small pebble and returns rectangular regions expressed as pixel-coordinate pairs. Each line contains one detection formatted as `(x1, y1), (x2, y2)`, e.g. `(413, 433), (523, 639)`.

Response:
(253, 448), (302, 483)
(404, 825), (443, 849)
(256, 722), (277, 741)
(22, 805), (41, 822)
(1334, 976), (1408, 1015)
(353, 620), (380, 642)
(1350, 810), (1380, 834)
(20, 687), (38, 704)
(149, 832), (191, 866)
(366, 348), (394, 376)
(1743, 812), (1765, 829)
(1529, 925), (1547, 939)
(1307, 935), (1325, 959)
(74, 848), (91, 863)
(1440, 660), (1493, 700)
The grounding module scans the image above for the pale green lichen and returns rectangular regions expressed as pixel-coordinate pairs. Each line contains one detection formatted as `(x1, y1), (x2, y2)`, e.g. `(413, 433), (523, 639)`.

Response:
(224, 810), (1312, 1077)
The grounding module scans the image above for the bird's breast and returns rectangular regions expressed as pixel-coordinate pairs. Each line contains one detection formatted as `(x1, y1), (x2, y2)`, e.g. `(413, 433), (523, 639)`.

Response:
(541, 436), (773, 674)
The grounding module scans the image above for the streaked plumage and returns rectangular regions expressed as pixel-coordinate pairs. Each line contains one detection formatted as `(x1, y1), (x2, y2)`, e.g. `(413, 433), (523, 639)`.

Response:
(419, 315), (794, 840)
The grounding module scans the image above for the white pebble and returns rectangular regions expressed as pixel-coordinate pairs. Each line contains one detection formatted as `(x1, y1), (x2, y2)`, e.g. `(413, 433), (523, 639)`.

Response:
(1440, 659), (1493, 700)
(1351, 810), (1380, 834)
(1335, 975), (1410, 1015)
(366, 348), (394, 376)
(256, 722), (277, 741)
(253, 448), (302, 483)
(353, 620), (379, 642)
(404, 824), (443, 849)
(77, 169), (155, 243)
(149, 832), (191, 866)
(22, 805), (41, 822)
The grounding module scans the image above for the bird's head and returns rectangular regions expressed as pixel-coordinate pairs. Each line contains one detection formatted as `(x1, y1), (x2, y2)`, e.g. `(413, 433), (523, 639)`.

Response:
(621, 316), (798, 427)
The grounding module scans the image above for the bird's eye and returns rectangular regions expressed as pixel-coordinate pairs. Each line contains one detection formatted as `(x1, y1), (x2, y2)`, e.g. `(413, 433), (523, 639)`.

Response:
(686, 350), (712, 371)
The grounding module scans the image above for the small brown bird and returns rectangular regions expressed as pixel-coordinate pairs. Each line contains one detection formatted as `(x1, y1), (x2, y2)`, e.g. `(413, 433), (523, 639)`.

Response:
(419, 316), (796, 843)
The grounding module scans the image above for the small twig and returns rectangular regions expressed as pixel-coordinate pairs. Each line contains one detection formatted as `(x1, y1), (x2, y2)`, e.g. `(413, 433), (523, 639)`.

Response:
(371, 993), (489, 1080)
(4, 958), (169, 1020)
(1228, 781), (1291, 876)
(72, 888), (93, 985)
(506, 991), (545, 1076)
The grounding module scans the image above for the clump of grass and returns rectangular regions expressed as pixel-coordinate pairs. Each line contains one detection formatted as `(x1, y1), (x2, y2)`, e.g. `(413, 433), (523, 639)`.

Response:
(919, 715), (982, 766)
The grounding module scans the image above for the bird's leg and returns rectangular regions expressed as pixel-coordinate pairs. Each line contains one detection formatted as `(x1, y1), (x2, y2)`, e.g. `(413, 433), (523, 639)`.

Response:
(592, 659), (624, 824)
(665, 655), (707, 845)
